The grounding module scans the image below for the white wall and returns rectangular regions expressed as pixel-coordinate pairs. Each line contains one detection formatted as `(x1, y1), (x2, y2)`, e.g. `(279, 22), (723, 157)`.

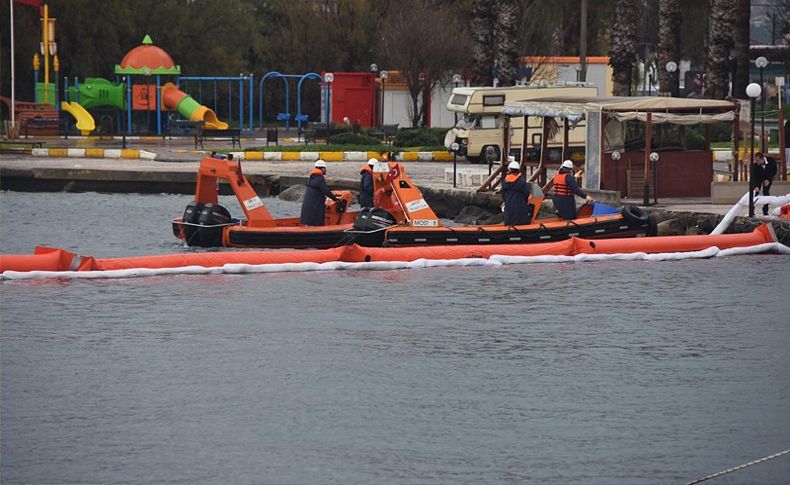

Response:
(382, 83), (456, 128)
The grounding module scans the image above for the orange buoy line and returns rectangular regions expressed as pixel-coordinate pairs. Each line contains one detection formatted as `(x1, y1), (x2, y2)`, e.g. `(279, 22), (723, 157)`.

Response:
(1, 224), (787, 280)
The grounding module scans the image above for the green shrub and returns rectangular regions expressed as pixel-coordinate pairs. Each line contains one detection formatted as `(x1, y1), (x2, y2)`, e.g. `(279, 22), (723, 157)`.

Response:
(393, 128), (445, 147)
(329, 132), (380, 145)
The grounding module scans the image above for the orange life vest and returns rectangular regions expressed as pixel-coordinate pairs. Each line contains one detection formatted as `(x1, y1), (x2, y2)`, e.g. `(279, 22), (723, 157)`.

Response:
(360, 165), (373, 175)
(505, 172), (521, 183)
(309, 168), (324, 177)
(553, 172), (573, 196)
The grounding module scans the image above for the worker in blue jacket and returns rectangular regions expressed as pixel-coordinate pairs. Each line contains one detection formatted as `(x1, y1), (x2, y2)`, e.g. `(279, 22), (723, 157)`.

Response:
(502, 158), (533, 226)
(552, 160), (593, 220)
(300, 160), (341, 226)
(359, 158), (376, 208)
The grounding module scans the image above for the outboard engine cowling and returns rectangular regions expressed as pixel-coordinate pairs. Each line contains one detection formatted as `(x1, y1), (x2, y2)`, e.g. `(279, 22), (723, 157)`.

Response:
(353, 208), (397, 231)
(193, 203), (232, 247)
(181, 200), (205, 243)
(351, 208), (397, 247)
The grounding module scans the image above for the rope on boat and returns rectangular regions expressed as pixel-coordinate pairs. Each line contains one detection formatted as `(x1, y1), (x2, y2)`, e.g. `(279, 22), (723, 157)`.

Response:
(684, 447), (790, 485)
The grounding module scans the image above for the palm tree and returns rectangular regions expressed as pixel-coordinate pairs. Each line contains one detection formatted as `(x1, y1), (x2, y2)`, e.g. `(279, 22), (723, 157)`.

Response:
(494, 0), (520, 86)
(471, 0), (495, 86)
(706, 0), (735, 99)
(732, 0), (750, 99)
(657, 0), (681, 96)
(609, 0), (638, 96)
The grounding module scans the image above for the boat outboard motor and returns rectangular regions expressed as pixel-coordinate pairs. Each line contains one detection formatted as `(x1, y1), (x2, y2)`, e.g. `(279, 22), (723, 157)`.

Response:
(194, 203), (232, 247)
(351, 208), (397, 247)
(353, 208), (397, 231)
(181, 200), (205, 243)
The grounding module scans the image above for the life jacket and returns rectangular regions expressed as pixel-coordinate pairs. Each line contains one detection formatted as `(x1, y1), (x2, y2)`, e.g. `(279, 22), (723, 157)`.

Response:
(553, 172), (573, 196)
(308, 168), (324, 178)
(504, 172), (521, 184)
(360, 165), (373, 175)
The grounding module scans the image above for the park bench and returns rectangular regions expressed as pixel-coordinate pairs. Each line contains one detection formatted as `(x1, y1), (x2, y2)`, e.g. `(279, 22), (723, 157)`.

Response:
(23, 117), (68, 138)
(369, 124), (398, 144)
(194, 127), (242, 150)
(170, 119), (204, 136)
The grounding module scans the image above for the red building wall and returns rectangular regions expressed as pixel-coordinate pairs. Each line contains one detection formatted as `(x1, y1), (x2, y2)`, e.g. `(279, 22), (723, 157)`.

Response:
(329, 72), (375, 128)
(601, 150), (714, 198)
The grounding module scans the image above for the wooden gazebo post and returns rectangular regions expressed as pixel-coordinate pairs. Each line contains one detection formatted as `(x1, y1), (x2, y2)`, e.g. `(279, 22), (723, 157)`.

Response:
(732, 112), (740, 182)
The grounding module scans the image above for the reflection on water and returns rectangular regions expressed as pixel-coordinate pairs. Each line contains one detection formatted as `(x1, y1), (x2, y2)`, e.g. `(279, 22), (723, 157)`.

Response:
(2, 191), (790, 484)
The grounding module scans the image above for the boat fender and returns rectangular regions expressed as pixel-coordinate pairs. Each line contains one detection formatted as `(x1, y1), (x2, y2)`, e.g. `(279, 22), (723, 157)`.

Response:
(182, 200), (205, 245)
(621, 204), (649, 225)
(195, 203), (232, 247)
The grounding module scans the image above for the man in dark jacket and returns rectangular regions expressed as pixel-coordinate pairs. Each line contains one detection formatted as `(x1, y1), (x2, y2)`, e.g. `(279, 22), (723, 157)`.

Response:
(300, 160), (340, 226)
(359, 158), (376, 208)
(501, 159), (532, 226)
(753, 152), (777, 216)
(552, 160), (593, 220)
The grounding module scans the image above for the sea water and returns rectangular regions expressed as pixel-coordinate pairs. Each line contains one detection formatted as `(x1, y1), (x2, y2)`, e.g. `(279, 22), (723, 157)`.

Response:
(2, 191), (789, 484)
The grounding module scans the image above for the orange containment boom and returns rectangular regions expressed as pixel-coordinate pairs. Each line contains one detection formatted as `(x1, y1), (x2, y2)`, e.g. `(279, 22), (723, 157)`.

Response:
(2, 225), (787, 279)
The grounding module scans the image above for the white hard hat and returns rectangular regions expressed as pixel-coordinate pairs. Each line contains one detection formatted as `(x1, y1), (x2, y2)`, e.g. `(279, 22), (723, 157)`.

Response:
(507, 155), (516, 163)
(367, 158), (377, 166)
(507, 160), (520, 171)
(561, 160), (574, 169)
(314, 160), (327, 168)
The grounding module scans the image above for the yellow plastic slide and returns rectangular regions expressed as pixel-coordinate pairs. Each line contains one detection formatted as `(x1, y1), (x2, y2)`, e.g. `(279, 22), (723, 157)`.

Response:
(61, 101), (95, 135)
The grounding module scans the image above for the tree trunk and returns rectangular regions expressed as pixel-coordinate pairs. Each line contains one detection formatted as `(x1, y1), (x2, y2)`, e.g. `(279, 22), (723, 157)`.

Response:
(706, 0), (735, 99)
(579, 0), (588, 82)
(609, 0), (638, 96)
(732, 0), (750, 99)
(494, 0), (521, 86)
(657, 0), (681, 96)
(471, 0), (494, 86)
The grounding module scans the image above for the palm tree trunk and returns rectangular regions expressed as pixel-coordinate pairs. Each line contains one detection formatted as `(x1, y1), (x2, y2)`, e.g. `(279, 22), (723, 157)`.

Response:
(707, 0), (735, 99)
(471, 0), (494, 86)
(657, 0), (681, 96)
(609, 0), (638, 96)
(732, 0), (750, 99)
(494, 0), (520, 86)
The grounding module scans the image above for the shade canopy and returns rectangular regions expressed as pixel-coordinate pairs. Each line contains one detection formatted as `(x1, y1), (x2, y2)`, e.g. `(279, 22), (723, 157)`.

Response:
(503, 96), (739, 125)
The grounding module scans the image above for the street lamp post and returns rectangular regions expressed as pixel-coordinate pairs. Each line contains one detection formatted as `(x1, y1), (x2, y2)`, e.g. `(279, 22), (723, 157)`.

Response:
(449, 142), (460, 188)
(665, 61), (678, 97)
(650, 151), (659, 205)
(746, 82), (762, 217)
(379, 70), (388, 127)
(324, 72), (334, 145)
(369, 64), (378, 126)
(452, 73), (461, 125)
(755, 56), (768, 152)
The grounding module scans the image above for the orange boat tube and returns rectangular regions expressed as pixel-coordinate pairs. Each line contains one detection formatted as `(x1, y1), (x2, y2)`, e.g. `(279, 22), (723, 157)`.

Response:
(2, 225), (787, 280)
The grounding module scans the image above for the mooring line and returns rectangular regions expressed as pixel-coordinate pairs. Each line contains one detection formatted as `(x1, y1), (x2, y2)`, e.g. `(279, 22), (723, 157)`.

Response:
(685, 448), (790, 484)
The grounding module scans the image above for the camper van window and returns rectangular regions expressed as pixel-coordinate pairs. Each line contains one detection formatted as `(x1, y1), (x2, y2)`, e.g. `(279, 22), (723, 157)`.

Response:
(456, 115), (477, 129)
(451, 94), (469, 106)
(482, 95), (505, 106)
(479, 116), (498, 129)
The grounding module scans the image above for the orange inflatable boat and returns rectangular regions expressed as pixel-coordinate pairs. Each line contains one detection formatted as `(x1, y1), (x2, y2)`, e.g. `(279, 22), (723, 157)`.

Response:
(3, 224), (784, 278)
(172, 156), (655, 249)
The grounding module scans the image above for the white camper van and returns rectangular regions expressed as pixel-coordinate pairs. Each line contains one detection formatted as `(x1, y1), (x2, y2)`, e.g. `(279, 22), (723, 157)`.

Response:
(444, 84), (598, 163)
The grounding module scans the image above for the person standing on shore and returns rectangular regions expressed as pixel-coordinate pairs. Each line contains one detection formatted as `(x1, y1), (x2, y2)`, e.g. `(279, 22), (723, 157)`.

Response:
(300, 160), (341, 226)
(753, 152), (777, 216)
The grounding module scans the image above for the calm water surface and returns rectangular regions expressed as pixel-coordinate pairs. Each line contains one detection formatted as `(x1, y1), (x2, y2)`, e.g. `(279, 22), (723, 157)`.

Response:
(2, 191), (789, 484)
